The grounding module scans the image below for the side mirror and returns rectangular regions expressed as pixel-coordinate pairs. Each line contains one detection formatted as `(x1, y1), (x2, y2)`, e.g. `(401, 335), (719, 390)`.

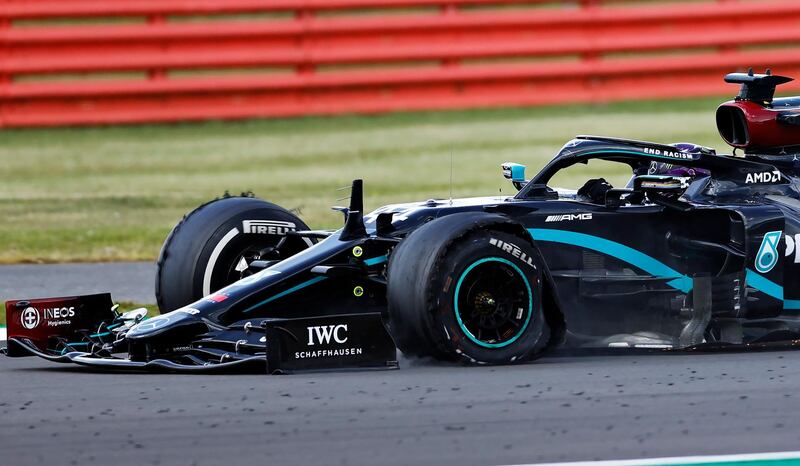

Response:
(632, 175), (693, 211)
(604, 188), (634, 208)
(120, 308), (148, 322)
(501, 162), (527, 191)
(603, 176), (693, 208)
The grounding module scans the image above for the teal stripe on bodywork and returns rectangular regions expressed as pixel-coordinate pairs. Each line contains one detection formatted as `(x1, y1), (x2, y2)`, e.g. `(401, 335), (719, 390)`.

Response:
(364, 255), (388, 266)
(243, 276), (328, 313)
(528, 228), (693, 293)
(745, 269), (783, 301)
(785, 299), (800, 310)
(529, 229), (799, 309)
(743, 268), (800, 310)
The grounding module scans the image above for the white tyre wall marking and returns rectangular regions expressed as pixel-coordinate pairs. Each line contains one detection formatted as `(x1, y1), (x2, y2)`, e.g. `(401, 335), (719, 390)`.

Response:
(202, 228), (240, 296)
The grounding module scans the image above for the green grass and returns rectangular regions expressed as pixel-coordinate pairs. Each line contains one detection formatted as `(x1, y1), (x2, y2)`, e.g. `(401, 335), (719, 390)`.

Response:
(0, 97), (730, 263)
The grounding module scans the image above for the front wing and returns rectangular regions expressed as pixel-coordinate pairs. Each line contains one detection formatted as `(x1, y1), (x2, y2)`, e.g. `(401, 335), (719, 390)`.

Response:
(2, 294), (398, 374)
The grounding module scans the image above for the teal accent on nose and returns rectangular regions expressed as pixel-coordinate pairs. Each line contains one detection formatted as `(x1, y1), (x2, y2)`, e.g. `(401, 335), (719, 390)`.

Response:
(243, 276), (328, 313)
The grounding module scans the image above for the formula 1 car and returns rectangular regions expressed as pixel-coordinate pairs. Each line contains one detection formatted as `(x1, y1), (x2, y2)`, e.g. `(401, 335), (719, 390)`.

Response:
(5, 69), (800, 372)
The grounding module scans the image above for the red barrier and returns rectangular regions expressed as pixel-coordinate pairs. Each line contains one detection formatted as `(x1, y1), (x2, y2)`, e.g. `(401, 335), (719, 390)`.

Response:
(0, 0), (599, 18)
(1, 0), (800, 127)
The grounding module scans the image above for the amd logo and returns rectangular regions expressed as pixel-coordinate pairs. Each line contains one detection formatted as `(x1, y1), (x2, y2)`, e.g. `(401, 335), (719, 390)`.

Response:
(745, 170), (781, 184)
(307, 325), (348, 346)
(545, 213), (592, 222)
(242, 220), (296, 235)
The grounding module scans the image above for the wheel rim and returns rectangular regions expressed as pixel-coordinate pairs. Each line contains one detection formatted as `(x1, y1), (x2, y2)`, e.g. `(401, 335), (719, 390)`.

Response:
(211, 237), (308, 294)
(221, 242), (280, 286)
(453, 257), (533, 348)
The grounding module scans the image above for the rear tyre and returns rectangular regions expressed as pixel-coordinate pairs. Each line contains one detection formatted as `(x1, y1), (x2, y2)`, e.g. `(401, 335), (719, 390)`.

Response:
(155, 196), (312, 313)
(386, 213), (548, 364)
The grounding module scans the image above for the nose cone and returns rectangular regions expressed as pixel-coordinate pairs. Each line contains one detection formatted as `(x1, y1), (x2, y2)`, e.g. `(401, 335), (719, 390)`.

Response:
(126, 308), (200, 340)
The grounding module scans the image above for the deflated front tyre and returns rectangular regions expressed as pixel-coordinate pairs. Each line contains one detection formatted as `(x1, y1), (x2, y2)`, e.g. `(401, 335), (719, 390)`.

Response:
(156, 195), (312, 313)
(386, 213), (549, 364)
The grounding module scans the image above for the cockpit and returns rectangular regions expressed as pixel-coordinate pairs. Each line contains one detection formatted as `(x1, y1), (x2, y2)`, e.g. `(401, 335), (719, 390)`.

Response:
(508, 138), (716, 208)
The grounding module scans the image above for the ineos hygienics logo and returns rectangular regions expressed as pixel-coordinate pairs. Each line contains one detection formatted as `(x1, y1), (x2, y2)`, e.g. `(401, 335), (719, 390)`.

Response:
(21, 307), (41, 330)
(306, 325), (348, 346)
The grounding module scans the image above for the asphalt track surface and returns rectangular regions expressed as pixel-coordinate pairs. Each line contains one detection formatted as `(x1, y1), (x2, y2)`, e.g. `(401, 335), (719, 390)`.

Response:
(0, 262), (156, 304)
(3, 265), (800, 466)
(3, 349), (800, 466)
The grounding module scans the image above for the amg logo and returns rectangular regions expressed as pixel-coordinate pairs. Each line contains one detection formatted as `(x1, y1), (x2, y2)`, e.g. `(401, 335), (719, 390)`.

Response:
(745, 170), (781, 184)
(307, 324), (348, 346)
(545, 213), (592, 222)
(242, 220), (296, 235)
(489, 238), (535, 268)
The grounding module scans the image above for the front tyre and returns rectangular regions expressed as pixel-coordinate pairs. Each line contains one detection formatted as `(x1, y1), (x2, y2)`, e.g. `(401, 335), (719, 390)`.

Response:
(156, 196), (312, 313)
(387, 213), (548, 364)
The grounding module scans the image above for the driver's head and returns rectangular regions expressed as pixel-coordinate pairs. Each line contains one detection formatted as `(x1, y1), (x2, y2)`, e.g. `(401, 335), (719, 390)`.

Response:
(648, 162), (709, 178)
(647, 143), (712, 178)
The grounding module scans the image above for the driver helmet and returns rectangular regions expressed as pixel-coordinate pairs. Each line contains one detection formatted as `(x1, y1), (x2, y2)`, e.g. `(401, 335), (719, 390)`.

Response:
(647, 143), (712, 177)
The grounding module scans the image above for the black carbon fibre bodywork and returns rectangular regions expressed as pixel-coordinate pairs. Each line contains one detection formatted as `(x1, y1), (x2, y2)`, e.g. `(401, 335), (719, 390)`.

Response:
(7, 134), (800, 371)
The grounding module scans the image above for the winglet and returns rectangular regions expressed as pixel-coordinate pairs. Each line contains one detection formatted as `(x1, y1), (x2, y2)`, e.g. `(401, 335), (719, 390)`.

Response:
(340, 179), (367, 241)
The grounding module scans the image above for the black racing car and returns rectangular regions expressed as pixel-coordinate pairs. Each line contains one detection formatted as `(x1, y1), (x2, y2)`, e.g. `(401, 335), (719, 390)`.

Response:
(5, 70), (800, 373)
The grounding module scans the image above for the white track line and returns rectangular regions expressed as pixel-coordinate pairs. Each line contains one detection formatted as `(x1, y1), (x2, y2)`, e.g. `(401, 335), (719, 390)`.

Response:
(502, 451), (800, 466)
